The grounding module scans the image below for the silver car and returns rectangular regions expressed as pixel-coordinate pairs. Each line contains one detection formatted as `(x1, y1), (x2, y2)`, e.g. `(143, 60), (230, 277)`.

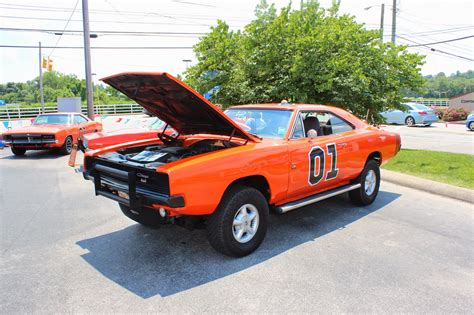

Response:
(381, 102), (439, 126)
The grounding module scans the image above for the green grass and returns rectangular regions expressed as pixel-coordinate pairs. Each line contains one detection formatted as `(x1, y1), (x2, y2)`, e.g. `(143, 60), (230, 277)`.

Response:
(382, 149), (474, 189)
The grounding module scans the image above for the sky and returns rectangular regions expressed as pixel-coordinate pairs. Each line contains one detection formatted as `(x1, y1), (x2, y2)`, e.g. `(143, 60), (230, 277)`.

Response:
(0, 0), (473, 84)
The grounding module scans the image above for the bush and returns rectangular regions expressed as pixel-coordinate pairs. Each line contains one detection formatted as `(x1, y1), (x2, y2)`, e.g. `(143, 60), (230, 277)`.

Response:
(442, 107), (468, 121)
(432, 107), (446, 120)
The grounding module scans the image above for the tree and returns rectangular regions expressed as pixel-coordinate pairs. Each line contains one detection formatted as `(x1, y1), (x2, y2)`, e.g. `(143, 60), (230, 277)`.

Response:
(0, 71), (131, 105)
(185, 0), (425, 122)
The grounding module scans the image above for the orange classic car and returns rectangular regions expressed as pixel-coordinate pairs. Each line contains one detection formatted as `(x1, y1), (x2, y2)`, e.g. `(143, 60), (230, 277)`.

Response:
(3, 112), (102, 156)
(81, 72), (401, 257)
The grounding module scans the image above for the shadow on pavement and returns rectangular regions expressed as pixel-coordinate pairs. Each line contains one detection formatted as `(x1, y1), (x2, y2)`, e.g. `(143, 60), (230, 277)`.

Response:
(76, 190), (400, 298)
(0, 149), (65, 160)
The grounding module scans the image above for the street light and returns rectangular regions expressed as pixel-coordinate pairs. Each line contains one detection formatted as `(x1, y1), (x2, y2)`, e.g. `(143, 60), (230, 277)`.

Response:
(365, 4), (385, 41)
(182, 59), (191, 70)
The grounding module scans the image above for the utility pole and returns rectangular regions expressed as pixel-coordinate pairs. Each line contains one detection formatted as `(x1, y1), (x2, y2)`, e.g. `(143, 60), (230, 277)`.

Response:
(380, 4), (385, 41)
(38, 41), (45, 113)
(82, 0), (94, 119)
(391, 0), (397, 44)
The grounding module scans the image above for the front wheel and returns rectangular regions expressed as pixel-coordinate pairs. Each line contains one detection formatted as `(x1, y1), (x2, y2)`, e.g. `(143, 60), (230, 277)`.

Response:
(11, 147), (26, 156)
(59, 136), (73, 155)
(349, 159), (381, 206)
(206, 186), (269, 257)
(405, 116), (415, 127)
(469, 121), (474, 131)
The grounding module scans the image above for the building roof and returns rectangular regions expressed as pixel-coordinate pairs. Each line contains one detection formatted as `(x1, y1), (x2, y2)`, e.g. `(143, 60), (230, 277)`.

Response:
(449, 91), (474, 100)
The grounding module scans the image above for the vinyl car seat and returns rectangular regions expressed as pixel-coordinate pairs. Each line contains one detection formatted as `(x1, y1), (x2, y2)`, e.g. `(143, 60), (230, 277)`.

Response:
(303, 116), (321, 137)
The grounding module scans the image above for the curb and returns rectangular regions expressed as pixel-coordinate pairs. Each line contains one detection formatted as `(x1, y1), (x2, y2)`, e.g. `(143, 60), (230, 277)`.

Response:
(381, 169), (473, 204)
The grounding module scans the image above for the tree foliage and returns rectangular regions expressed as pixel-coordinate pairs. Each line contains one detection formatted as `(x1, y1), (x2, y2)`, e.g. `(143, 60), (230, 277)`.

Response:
(185, 0), (425, 122)
(405, 70), (474, 98)
(0, 71), (131, 106)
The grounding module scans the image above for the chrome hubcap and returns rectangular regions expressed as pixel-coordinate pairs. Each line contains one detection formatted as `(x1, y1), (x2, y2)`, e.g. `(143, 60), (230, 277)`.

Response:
(364, 170), (376, 196)
(407, 118), (414, 125)
(232, 204), (259, 243)
(66, 138), (72, 151)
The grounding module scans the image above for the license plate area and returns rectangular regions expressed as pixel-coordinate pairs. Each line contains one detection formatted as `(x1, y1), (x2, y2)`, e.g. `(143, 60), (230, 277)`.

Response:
(93, 164), (139, 208)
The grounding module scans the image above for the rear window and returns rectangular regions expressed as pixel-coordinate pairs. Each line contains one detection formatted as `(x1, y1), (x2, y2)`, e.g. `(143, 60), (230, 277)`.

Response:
(412, 104), (430, 111)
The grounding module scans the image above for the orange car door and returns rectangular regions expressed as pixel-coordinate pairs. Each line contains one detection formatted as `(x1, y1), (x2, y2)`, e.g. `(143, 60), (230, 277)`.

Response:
(286, 112), (354, 200)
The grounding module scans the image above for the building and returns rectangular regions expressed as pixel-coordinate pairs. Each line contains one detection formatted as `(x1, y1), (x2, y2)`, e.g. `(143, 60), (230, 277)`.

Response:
(449, 91), (474, 112)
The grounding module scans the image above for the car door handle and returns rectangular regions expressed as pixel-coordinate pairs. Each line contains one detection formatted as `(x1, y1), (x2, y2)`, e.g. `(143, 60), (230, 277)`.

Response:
(337, 143), (347, 148)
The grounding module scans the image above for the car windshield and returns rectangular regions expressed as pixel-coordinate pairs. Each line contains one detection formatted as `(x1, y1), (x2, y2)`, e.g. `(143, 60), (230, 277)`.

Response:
(225, 109), (293, 139)
(411, 104), (430, 111)
(33, 114), (71, 125)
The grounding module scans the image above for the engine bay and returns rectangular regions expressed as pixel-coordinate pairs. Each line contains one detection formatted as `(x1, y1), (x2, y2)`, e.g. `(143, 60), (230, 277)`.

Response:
(98, 139), (238, 169)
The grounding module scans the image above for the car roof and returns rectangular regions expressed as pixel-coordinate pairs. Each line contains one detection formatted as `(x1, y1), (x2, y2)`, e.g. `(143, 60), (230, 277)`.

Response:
(229, 103), (344, 111)
(37, 112), (82, 115)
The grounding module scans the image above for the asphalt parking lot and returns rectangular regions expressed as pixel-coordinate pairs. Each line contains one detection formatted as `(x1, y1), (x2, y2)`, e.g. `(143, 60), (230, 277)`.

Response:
(1, 149), (473, 313)
(381, 122), (473, 154)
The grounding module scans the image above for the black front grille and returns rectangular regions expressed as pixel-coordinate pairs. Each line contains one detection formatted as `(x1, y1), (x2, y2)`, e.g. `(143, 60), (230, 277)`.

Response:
(9, 134), (55, 144)
(87, 156), (170, 196)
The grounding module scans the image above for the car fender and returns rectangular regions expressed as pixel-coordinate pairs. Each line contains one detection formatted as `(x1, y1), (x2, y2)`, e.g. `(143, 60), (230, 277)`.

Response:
(161, 143), (290, 215)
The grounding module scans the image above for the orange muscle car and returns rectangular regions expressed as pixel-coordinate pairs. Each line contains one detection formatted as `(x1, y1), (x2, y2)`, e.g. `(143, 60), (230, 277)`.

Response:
(81, 72), (401, 257)
(3, 112), (102, 156)
(82, 118), (165, 150)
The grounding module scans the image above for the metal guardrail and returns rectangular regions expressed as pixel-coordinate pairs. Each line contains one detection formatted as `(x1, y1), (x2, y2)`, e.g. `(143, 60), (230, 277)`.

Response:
(408, 100), (449, 107)
(0, 104), (143, 120)
(0, 100), (450, 120)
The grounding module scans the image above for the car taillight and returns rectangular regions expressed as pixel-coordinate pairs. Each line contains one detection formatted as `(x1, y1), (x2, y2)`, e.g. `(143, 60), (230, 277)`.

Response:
(418, 111), (427, 115)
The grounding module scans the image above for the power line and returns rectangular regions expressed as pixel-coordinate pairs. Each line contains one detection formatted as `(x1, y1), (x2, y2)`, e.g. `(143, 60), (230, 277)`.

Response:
(397, 26), (474, 37)
(0, 14), (244, 27)
(0, 27), (205, 36)
(0, 3), (248, 22)
(398, 36), (474, 62)
(0, 45), (193, 50)
(49, 0), (80, 57)
(407, 35), (474, 47)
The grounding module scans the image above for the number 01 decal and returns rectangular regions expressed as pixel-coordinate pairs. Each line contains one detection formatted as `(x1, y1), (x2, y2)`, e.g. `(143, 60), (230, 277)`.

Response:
(308, 143), (339, 185)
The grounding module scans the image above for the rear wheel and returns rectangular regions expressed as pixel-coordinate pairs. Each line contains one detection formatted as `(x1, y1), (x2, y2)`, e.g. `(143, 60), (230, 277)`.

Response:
(206, 186), (269, 257)
(405, 116), (415, 127)
(349, 159), (381, 206)
(59, 136), (73, 155)
(11, 147), (26, 156)
(119, 204), (165, 228)
(469, 121), (474, 131)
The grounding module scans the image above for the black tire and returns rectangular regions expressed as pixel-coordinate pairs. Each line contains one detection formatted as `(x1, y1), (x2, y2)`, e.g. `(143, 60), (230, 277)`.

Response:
(11, 147), (26, 156)
(405, 116), (415, 127)
(206, 186), (269, 257)
(119, 203), (165, 228)
(469, 121), (474, 131)
(59, 136), (73, 155)
(349, 159), (381, 206)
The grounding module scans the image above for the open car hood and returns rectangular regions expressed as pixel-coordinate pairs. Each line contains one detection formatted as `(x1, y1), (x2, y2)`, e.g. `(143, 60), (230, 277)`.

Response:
(101, 72), (257, 142)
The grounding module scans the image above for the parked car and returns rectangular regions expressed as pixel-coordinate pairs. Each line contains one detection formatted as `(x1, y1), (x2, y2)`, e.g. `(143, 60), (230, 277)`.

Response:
(80, 72), (401, 257)
(381, 102), (438, 126)
(2, 113), (102, 156)
(466, 112), (474, 131)
(82, 118), (165, 150)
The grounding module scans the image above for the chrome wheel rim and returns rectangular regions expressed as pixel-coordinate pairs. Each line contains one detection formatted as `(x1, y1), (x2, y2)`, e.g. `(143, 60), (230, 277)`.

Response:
(470, 122), (474, 131)
(232, 204), (259, 243)
(406, 117), (414, 126)
(364, 170), (376, 196)
(66, 138), (72, 152)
